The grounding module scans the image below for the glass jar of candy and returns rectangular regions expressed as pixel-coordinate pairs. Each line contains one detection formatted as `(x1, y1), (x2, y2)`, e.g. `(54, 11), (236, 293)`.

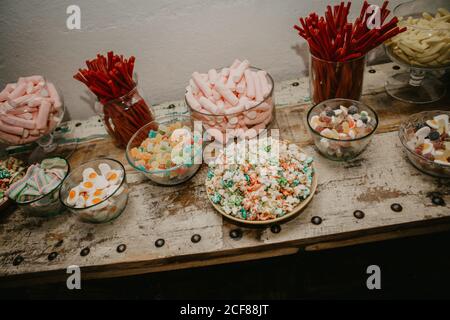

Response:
(309, 54), (366, 105)
(96, 80), (155, 149)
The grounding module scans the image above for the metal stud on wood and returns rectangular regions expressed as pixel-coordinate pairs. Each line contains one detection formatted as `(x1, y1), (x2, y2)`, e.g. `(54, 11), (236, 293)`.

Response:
(354, 210), (365, 219)
(116, 244), (127, 253)
(270, 225), (281, 234)
(391, 203), (403, 212)
(13, 256), (23, 266)
(229, 229), (243, 240)
(155, 239), (165, 248)
(311, 216), (322, 225)
(191, 234), (201, 243)
(48, 252), (58, 261)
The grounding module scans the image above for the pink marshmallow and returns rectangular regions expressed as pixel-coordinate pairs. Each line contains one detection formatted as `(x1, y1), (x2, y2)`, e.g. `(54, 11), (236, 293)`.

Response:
(226, 71), (236, 91)
(245, 110), (258, 120)
(232, 60), (250, 83)
(36, 100), (51, 130)
(0, 130), (22, 144)
(29, 129), (41, 136)
(9, 94), (37, 107)
(236, 77), (246, 94)
(186, 91), (202, 112)
(1, 114), (36, 130)
(253, 71), (264, 102)
(192, 72), (212, 97)
(224, 104), (245, 115)
(46, 82), (62, 109)
(215, 82), (239, 106)
(8, 82), (27, 100)
(0, 89), (10, 102)
(16, 113), (34, 120)
(211, 89), (221, 101)
(244, 109), (272, 126)
(199, 97), (218, 114)
(189, 79), (200, 95)
(208, 69), (218, 85)
(24, 75), (45, 84)
(0, 120), (25, 136)
(230, 59), (241, 69)
(220, 68), (230, 77)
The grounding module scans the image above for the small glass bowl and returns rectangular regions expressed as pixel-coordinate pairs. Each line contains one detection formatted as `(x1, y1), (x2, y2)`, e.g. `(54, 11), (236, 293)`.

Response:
(11, 158), (70, 217)
(307, 99), (379, 161)
(60, 158), (129, 223)
(399, 110), (450, 178)
(186, 67), (276, 142)
(126, 114), (202, 185)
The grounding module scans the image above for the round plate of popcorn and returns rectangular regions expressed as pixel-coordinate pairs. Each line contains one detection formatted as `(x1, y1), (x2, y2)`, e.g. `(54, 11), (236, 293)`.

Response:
(0, 156), (27, 212)
(205, 139), (317, 225)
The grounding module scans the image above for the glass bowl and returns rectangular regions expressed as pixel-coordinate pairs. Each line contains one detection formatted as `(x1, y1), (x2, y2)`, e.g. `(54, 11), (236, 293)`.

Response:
(307, 99), (379, 161)
(399, 110), (450, 178)
(186, 67), (275, 143)
(11, 158), (70, 217)
(126, 114), (202, 185)
(59, 158), (129, 223)
(384, 0), (450, 104)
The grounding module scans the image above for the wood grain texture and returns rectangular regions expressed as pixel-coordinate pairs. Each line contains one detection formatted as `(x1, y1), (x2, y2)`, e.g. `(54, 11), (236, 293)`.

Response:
(1, 64), (450, 286)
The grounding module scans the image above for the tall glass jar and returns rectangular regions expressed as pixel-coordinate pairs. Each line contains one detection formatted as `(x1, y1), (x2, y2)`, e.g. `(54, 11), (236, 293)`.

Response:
(309, 54), (366, 105)
(96, 81), (155, 149)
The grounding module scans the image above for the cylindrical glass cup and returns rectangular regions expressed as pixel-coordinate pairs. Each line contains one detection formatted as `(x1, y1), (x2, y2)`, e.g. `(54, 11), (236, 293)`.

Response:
(186, 67), (276, 143)
(96, 78), (155, 149)
(309, 54), (366, 105)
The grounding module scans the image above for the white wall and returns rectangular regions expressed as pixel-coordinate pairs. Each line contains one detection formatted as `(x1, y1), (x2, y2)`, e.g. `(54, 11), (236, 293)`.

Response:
(0, 0), (400, 120)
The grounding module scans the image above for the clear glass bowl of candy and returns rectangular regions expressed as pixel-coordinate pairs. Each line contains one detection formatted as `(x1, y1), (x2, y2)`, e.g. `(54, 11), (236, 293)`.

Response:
(307, 99), (378, 161)
(384, 1), (450, 104)
(59, 158), (129, 223)
(126, 114), (202, 185)
(185, 59), (275, 144)
(0, 76), (77, 163)
(7, 157), (70, 217)
(399, 111), (450, 178)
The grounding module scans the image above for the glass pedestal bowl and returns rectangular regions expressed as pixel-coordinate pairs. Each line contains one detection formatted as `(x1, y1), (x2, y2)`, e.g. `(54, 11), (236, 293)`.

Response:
(384, 0), (450, 104)
(0, 82), (77, 163)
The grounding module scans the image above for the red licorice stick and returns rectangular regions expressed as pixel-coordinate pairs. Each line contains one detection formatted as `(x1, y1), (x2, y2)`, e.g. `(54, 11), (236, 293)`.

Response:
(341, 52), (362, 62)
(373, 26), (406, 47)
(359, 1), (369, 22)
(293, 1), (405, 65)
(380, 16), (399, 33)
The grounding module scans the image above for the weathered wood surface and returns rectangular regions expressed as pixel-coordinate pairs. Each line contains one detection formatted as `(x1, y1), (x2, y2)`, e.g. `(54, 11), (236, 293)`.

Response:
(1, 63), (450, 287)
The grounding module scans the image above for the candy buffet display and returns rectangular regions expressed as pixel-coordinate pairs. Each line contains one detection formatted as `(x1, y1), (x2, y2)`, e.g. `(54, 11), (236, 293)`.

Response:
(0, 157), (27, 208)
(0, 76), (63, 145)
(185, 59), (275, 143)
(399, 111), (450, 178)
(60, 159), (129, 223)
(293, 1), (406, 104)
(126, 115), (202, 185)
(385, 8), (450, 68)
(74, 52), (155, 148)
(7, 157), (69, 217)
(206, 139), (316, 224)
(307, 99), (378, 161)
